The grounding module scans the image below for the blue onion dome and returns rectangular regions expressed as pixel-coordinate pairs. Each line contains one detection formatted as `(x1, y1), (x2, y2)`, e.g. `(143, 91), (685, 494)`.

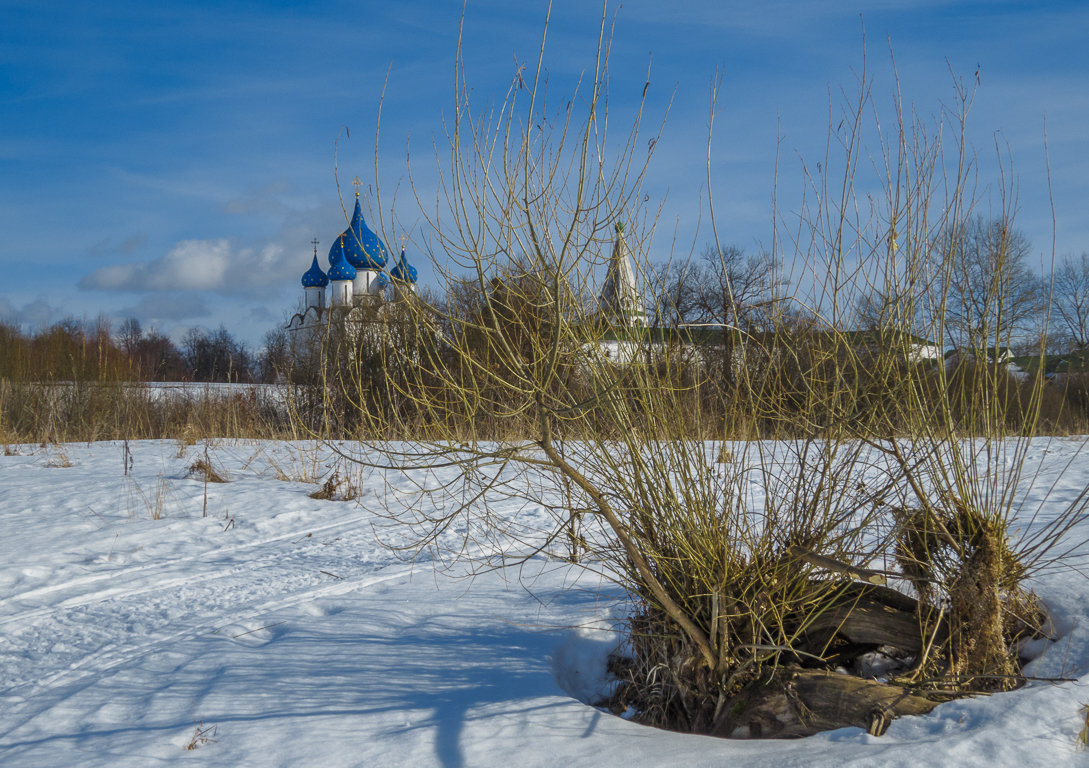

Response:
(333, 194), (389, 271)
(301, 254), (329, 288)
(389, 247), (418, 284)
(326, 235), (357, 281)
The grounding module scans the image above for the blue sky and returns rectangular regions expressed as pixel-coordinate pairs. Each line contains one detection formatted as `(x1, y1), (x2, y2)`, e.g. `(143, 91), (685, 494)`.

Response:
(1, 0), (1086, 348)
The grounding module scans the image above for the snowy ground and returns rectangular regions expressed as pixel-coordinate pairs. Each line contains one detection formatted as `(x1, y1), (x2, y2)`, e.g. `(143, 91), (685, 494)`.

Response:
(3, 439), (1089, 767)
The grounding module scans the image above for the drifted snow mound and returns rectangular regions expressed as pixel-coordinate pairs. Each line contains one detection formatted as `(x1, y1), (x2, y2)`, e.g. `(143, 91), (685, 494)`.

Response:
(550, 620), (624, 705)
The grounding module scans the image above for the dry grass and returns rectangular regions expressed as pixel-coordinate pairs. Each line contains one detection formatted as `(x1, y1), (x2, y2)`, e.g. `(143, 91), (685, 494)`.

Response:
(44, 448), (72, 468)
(264, 443), (324, 483)
(308, 472), (358, 502)
(188, 457), (228, 484)
(184, 721), (217, 751)
(126, 476), (172, 520)
(0, 380), (296, 445)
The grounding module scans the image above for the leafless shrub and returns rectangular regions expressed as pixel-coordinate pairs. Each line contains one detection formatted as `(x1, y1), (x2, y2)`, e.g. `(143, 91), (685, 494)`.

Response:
(309, 8), (1087, 737)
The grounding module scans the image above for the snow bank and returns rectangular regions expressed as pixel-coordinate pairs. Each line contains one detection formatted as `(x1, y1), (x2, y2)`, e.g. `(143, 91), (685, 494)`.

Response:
(1, 438), (1088, 767)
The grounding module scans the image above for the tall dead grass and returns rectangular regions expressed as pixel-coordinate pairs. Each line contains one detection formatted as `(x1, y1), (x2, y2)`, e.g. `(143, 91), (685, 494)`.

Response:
(0, 380), (296, 444)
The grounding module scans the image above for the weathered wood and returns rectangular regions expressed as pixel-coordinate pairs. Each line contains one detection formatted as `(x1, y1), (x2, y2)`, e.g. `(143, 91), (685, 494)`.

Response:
(798, 581), (942, 657)
(712, 668), (938, 739)
(804, 597), (923, 652)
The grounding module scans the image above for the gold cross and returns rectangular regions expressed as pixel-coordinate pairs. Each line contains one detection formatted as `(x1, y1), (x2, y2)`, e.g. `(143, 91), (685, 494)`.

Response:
(311, 237), (319, 255)
(351, 176), (362, 197)
(399, 234), (407, 251)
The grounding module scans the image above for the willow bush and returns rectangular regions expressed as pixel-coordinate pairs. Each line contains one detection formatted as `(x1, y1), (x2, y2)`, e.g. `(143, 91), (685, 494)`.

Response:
(313, 6), (1089, 737)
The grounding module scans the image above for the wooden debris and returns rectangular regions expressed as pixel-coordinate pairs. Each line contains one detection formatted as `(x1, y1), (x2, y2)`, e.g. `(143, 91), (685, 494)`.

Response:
(712, 668), (938, 739)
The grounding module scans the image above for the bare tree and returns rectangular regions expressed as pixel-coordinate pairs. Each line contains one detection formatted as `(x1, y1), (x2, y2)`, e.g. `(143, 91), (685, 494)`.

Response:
(183, 325), (254, 383)
(136, 329), (187, 381)
(117, 317), (143, 358)
(259, 326), (290, 383)
(935, 216), (1044, 353)
(1051, 252), (1089, 351)
(652, 246), (783, 331)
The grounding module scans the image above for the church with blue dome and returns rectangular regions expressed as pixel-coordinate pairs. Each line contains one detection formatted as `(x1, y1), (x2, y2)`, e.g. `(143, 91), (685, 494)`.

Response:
(287, 180), (418, 336)
(287, 181), (655, 372)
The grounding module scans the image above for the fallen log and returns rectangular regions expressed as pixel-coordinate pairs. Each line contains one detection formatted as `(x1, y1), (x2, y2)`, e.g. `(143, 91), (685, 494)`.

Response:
(713, 667), (938, 738)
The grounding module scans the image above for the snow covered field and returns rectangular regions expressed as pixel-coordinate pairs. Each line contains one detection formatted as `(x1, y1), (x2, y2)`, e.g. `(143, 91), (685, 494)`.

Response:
(3, 438), (1089, 767)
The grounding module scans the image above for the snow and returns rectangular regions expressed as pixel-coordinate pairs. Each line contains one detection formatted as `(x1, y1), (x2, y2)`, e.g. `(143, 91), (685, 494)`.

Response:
(3, 438), (1089, 766)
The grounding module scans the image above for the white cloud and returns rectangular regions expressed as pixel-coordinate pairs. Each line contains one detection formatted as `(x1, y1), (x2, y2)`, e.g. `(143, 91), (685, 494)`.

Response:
(80, 238), (300, 296)
(81, 239), (229, 292)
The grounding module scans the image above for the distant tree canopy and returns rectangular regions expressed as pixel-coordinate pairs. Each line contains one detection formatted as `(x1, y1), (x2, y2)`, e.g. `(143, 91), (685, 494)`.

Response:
(936, 216), (1044, 353)
(854, 216), (1046, 355)
(0, 318), (132, 382)
(1052, 252), (1089, 351)
(650, 246), (785, 332)
(116, 318), (188, 381)
(0, 318), (267, 383)
(182, 325), (254, 383)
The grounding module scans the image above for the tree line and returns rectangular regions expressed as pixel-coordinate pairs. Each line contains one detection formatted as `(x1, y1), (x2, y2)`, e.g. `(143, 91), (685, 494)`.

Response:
(0, 317), (275, 384)
(652, 216), (1089, 362)
(268, 210), (1089, 442)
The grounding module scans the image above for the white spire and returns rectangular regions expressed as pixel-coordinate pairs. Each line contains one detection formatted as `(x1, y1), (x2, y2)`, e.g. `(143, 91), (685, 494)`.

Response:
(600, 222), (646, 327)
